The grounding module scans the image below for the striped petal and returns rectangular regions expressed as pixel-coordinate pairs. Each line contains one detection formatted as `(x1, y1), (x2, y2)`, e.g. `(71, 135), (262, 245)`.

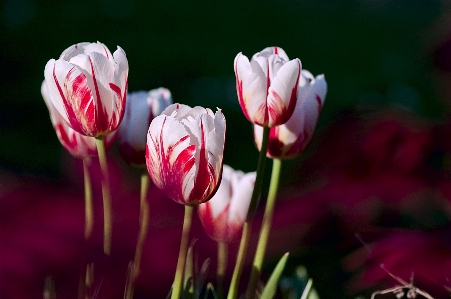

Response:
(255, 46), (290, 62)
(41, 80), (116, 158)
(255, 71), (327, 159)
(198, 165), (255, 242)
(234, 53), (268, 126)
(267, 58), (301, 127)
(44, 59), (96, 136)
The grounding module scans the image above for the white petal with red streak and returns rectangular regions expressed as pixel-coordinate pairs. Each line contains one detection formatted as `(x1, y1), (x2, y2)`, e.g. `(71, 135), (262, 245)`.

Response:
(235, 54), (267, 125)
(267, 58), (301, 127)
(256, 46), (290, 62)
(59, 42), (90, 60)
(147, 115), (193, 200)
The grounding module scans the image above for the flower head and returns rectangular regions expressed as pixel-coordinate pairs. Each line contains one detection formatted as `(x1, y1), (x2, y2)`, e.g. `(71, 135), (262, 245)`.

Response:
(41, 81), (116, 158)
(118, 88), (172, 166)
(234, 46), (301, 127)
(146, 104), (226, 206)
(44, 41), (129, 137)
(254, 70), (327, 159)
(198, 165), (255, 243)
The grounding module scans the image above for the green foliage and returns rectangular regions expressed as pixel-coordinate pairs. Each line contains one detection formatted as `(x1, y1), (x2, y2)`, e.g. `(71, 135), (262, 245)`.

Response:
(260, 252), (290, 299)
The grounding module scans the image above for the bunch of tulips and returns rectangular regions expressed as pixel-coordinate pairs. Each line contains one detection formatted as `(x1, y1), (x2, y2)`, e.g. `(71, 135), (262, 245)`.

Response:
(41, 42), (327, 299)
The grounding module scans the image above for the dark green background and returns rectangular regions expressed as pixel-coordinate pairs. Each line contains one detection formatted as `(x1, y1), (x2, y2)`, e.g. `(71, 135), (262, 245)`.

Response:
(0, 0), (445, 176)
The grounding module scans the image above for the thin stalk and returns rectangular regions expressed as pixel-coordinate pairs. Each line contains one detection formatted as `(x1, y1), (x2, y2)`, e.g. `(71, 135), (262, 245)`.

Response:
(95, 136), (113, 256)
(79, 158), (94, 299)
(171, 205), (194, 299)
(227, 126), (270, 299)
(217, 241), (228, 299)
(133, 172), (151, 278)
(83, 158), (94, 241)
(125, 171), (151, 299)
(246, 158), (283, 298)
(226, 222), (251, 299)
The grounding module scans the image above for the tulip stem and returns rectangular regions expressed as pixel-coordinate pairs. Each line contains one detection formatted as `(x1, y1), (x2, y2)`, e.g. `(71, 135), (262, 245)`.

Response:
(95, 136), (113, 256)
(126, 171), (151, 299)
(79, 158), (94, 299)
(217, 241), (228, 299)
(133, 171), (150, 278)
(246, 158), (283, 298)
(227, 126), (270, 299)
(172, 205), (193, 299)
(83, 158), (94, 241)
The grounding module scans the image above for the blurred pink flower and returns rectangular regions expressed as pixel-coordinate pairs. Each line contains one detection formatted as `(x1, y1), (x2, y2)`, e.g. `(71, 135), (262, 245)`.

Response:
(198, 164), (255, 243)
(345, 229), (451, 298)
(118, 88), (172, 166)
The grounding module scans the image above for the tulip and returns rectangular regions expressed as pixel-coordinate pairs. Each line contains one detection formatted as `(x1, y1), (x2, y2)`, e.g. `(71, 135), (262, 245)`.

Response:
(234, 46), (301, 127)
(198, 165), (255, 243)
(44, 41), (129, 137)
(254, 70), (327, 159)
(146, 104), (226, 206)
(41, 81), (117, 158)
(118, 88), (172, 166)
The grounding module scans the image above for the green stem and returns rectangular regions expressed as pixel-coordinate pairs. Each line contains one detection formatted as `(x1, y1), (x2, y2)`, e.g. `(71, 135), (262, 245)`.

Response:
(126, 172), (151, 299)
(217, 241), (228, 299)
(246, 158), (283, 299)
(226, 222), (251, 299)
(95, 136), (113, 256)
(79, 158), (94, 299)
(171, 205), (194, 299)
(227, 126), (270, 299)
(133, 172), (150, 278)
(83, 158), (94, 241)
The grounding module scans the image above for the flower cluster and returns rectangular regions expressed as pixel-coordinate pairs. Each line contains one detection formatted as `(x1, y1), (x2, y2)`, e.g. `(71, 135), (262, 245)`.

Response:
(41, 42), (327, 299)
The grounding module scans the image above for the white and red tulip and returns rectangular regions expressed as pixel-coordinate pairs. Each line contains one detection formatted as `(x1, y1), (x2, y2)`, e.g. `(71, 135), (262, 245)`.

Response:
(44, 42), (129, 137)
(254, 70), (327, 159)
(41, 81), (117, 158)
(118, 88), (172, 166)
(234, 46), (301, 127)
(146, 104), (226, 206)
(198, 165), (255, 243)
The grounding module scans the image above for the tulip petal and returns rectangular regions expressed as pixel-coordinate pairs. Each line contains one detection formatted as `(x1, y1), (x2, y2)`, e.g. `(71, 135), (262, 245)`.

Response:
(44, 59), (96, 136)
(59, 42), (91, 61)
(263, 72), (327, 159)
(146, 115), (196, 205)
(228, 170), (255, 225)
(234, 53), (268, 126)
(256, 46), (290, 62)
(108, 46), (129, 132)
(267, 58), (301, 127)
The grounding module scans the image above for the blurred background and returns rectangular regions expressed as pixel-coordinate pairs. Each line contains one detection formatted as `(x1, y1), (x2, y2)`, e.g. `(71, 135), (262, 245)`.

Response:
(2, 0), (451, 298)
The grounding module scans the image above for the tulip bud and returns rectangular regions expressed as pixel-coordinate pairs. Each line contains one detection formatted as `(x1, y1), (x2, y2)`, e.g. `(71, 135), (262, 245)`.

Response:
(254, 70), (327, 159)
(198, 165), (255, 243)
(44, 42), (129, 137)
(41, 81), (116, 158)
(234, 46), (301, 127)
(146, 104), (226, 206)
(118, 88), (172, 166)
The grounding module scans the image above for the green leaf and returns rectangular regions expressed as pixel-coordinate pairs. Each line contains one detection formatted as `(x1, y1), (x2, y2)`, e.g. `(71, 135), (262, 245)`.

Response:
(260, 252), (289, 299)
